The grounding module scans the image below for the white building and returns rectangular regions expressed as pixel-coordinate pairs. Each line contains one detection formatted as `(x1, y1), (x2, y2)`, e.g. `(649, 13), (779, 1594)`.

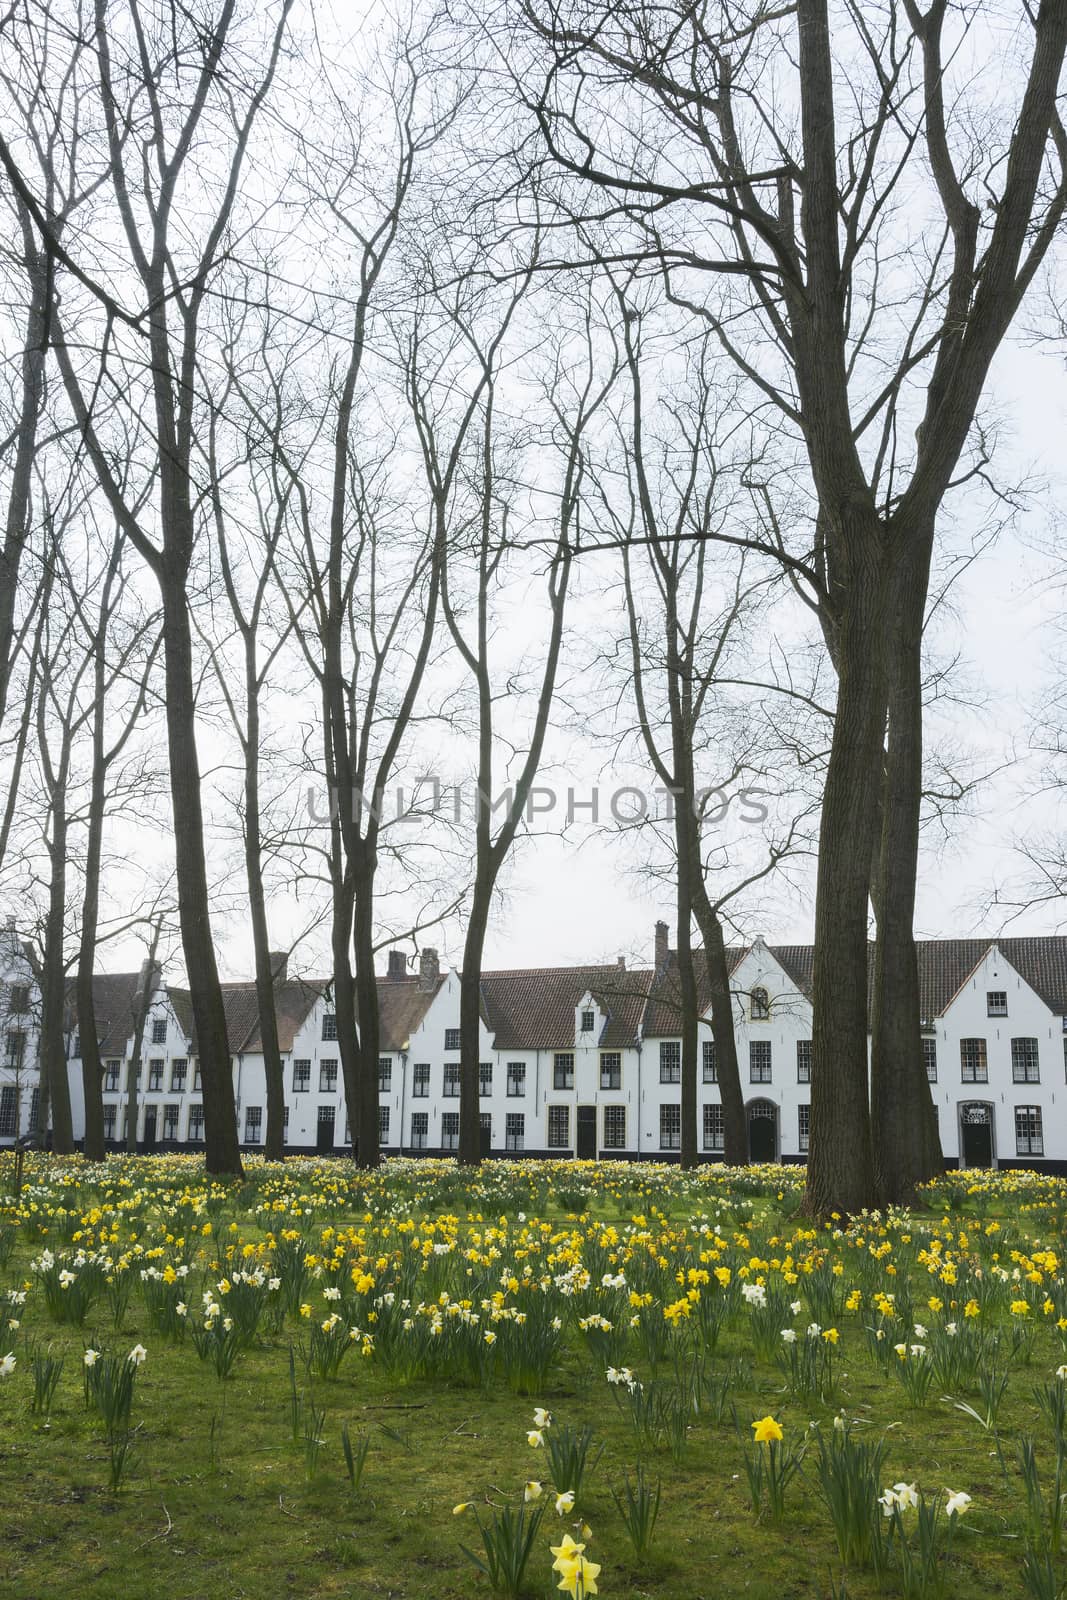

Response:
(4, 925), (1067, 1172)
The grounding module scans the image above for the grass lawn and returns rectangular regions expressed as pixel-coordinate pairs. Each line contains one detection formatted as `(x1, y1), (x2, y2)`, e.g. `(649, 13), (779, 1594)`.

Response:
(0, 1153), (1063, 1599)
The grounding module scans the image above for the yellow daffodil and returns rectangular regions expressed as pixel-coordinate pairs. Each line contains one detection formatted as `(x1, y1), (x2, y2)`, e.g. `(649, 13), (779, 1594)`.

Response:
(751, 1415), (783, 1444)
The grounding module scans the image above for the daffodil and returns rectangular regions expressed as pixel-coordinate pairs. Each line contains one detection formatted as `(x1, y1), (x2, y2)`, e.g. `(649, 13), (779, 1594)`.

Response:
(0, 1352), (14, 1378)
(524, 1481), (543, 1502)
(945, 1489), (971, 1518)
(555, 1489), (576, 1516)
(528, 1429), (545, 1448)
(452, 1502), (471, 1515)
(533, 1407), (552, 1428)
(751, 1415), (783, 1444)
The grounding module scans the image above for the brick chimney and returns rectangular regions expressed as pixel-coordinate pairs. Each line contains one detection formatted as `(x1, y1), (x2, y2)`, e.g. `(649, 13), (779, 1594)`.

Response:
(654, 921), (669, 969)
(418, 947), (440, 991)
(617, 956), (626, 971)
(387, 949), (407, 980)
(268, 950), (288, 981)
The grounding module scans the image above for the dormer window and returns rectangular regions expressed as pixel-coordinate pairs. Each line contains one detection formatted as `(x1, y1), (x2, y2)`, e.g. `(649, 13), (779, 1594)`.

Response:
(750, 987), (770, 1020)
(580, 1009), (595, 1034)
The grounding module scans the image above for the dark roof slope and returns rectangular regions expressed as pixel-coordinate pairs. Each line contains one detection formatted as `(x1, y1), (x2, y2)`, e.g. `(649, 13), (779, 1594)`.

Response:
(479, 965), (653, 1050)
(655, 937), (1067, 1031)
(641, 948), (747, 1037)
(371, 975), (446, 1052)
(80, 972), (144, 1057)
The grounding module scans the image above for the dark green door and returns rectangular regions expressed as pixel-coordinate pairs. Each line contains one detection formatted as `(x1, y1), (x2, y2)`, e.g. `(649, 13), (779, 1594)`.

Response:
(748, 1102), (777, 1163)
(576, 1105), (596, 1158)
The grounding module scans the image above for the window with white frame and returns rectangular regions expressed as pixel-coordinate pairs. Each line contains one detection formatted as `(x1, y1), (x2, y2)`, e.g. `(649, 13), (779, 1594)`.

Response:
(796, 1040), (812, 1083)
(412, 1062), (430, 1098)
(102, 1104), (116, 1142)
(322, 1013), (337, 1041)
(443, 1062), (461, 1097)
(170, 1058), (187, 1092)
(244, 1106), (262, 1143)
(507, 1061), (526, 1097)
(193, 1061), (201, 1091)
(1015, 1104), (1044, 1156)
(750, 1040), (772, 1083)
(505, 1112), (524, 1151)
(960, 1038), (988, 1083)
(151, 1017), (167, 1045)
(659, 1103), (681, 1150)
(798, 1103), (810, 1154)
(378, 1057), (392, 1093)
(553, 1052), (574, 1090)
(148, 1059), (164, 1091)
(7, 985), (28, 1014)
(987, 991), (1008, 1017)
(750, 987), (770, 1019)
(922, 1037), (937, 1082)
(580, 1009), (595, 1033)
(659, 1040), (681, 1084)
(0, 1086), (15, 1136)
(163, 1103), (180, 1141)
(410, 1111), (429, 1149)
(4, 1030), (23, 1068)
(480, 1111), (491, 1144)
(379, 1105), (390, 1143)
(547, 1104), (570, 1148)
(1011, 1038), (1040, 1084)
(600, 1052), (621, 1090)
(703, 1039), (717, 1083)
(319, 1059), (338, 1093)
(602, 1104), (626, 1149)
(188, 1104), (204, 1141)
(104, 1060), (120, 1092)
(703, 1104), (724, 1152)
(441, 1111), (460, 1151)
(479, 1062), (493, 1097)
(444, 1028), (461, 1052)
(292, 1059), (311, 1092)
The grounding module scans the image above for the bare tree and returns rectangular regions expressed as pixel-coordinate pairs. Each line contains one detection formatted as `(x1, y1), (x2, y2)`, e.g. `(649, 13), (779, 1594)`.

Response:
(2, 0), (296, 1173)
(419, 278), (619, 1164)
(512, 0), (1067, 1209)
(598, 303), (813, 1164)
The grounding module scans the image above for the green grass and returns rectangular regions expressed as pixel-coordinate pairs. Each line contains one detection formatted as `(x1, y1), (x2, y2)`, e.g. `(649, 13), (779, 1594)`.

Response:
(0, 1154), (1062, 1599)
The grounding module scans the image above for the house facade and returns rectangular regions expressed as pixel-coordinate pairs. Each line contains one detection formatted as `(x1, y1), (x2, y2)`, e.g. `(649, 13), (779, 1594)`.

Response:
(4, 924), (1067, 1172)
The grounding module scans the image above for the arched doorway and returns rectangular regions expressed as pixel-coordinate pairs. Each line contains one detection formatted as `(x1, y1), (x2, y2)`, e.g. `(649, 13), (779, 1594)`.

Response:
(959, 1102), (995, 1169)
(747, 1099), (778, 1163)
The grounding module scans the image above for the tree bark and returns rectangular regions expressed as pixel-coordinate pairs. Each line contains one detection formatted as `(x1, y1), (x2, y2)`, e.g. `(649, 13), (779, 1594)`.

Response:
(161, 589), (242, 1174)
(691, 884), (747, 1164)
(805, 546), (886, 1216)
(871, 529), (942, 1204)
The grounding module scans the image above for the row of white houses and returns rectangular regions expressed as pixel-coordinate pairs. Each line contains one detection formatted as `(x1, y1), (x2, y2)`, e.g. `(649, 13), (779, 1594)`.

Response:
(2, 921), (1067, 1169)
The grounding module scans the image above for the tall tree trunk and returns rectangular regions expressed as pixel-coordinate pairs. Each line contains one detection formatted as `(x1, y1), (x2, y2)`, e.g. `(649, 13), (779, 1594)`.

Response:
(691, 884), (747, 1164)
(871, 531), (942, 1203)
(458, 883), (492, 1165)
(40, 803), (73, 1152)
(806, 557), (886, 1217)
(674, 843), (699, 1168)
(352, 865), (382, 1169)
(77, 682), (108, 1162)
(125, 929), (159, 1154)
(161, 590), (242, 1175)
(242, 664), (286, 1160)
(0, 204), (47, 727)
